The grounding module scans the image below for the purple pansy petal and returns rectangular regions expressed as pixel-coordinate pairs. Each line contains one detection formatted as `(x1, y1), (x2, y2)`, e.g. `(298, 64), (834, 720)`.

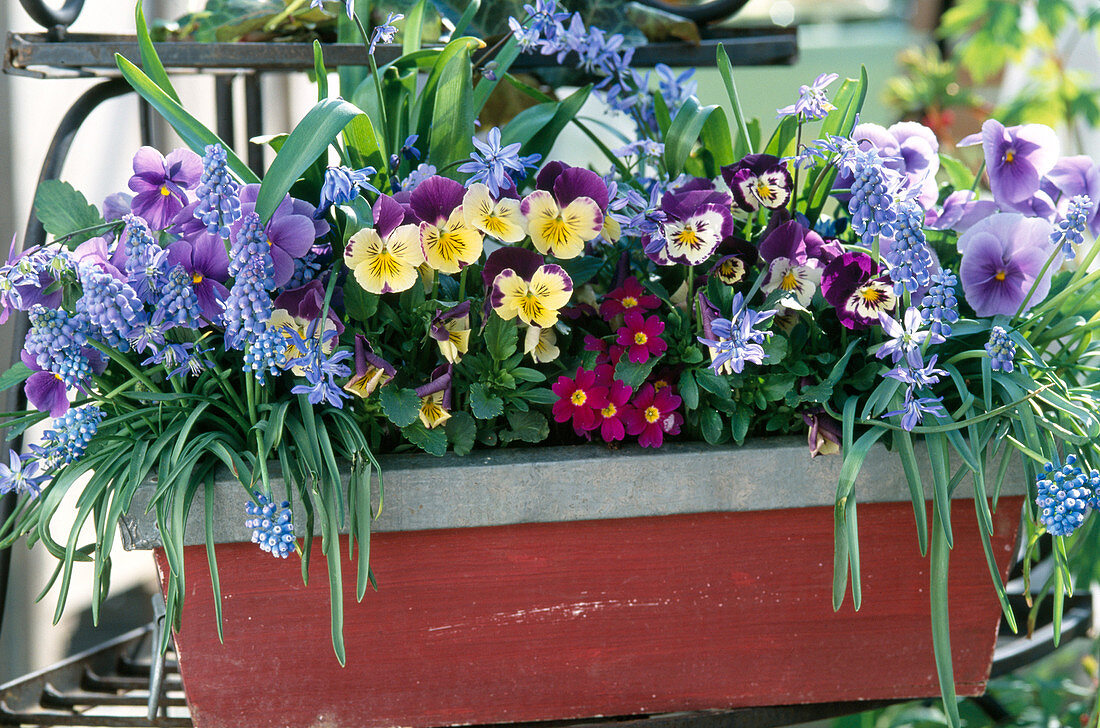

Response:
(410, 175), (464, 226)
(25, 371), (69, 418)
(194, 280), (228, 323)
(482, 246), (543, 290)
(164, 148), (203, 189)
(268, 214), (316, 258)
(535, 161), (570, 192)
(958, 213), (1056, 317)
(373, 194), (407, 239)
(102, 192), (133, 222)
(553, 167), (609, 209)
(268, 245), (296, 289)
(758, 220), (810, 265)
(131, 146), (166, 177)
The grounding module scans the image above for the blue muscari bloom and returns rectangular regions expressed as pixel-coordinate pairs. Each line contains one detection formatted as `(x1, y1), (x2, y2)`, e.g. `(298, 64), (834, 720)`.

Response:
(885, 198), (935, 295)
(122, 214), (155, 263)
(32, 405), (105, 468)
(76, 265), (142, 352)
(0, 450), (48, 497)
(316, 165), (379, 217)
(457, 127), (526, 197)
(142, 341), (213, 379)
(245, 491), (296, 558)
(160, 264), (202, 327)
(1050, 194), (1092, 260)
(287, 325), (352, 407)
(919, 269), (960, 338)
(224, 213), (274, 350)
(1036, 455), (1092, 536)
(288, 251), (325, 289)
(368, 12), (403, 54)
(25, 304), (90, 387)
(843, 146), (899, 247)
(244, 324), (288, 385)
(194, 143), (241, 239)
(984, 325), (1016, 373)
(122, 215), (169, 304)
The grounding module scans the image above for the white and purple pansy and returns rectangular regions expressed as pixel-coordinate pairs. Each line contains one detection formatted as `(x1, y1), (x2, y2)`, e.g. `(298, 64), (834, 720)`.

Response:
(721, 154), (793, 213)
(644, 183), (733, 267)
(821, 251), (897, 329)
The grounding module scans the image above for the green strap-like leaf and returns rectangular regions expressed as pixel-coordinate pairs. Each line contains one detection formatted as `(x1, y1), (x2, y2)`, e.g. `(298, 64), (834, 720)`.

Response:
(716, 44), (753, 157)
(429, 46), (475, 173)
(930, 508), (961, 728)
(116, 55), (259, 185)
(254, 98), (364, 223)
(135, 0), (179, 104)
(664, 98), (732, 177)
(403, 0), (427, 55)
(895, 428), (929, 556)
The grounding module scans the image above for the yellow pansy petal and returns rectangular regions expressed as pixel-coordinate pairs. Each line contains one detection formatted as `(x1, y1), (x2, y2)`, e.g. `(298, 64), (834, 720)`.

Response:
(490, 269), (528, 322)
(387, 224), (427, 267)
(421, 209), (483, 274)
(345, 228), (384, 270)
(600, 214), (622, 243)
(419, 392), (451, 428)
(528, 264), (573, 311)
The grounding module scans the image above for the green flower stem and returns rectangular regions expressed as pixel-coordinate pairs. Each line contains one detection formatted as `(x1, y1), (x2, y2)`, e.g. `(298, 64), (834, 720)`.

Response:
(790, 118), (803, 216)
(458, 267), (468, 301)
(1012, 243), (1063, 322)
(85, 340), (161, 393)
(49, 220), (124, 246)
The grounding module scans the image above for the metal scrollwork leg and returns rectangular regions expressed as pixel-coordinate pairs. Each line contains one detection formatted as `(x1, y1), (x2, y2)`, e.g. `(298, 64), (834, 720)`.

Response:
(16, 0), (86, 40)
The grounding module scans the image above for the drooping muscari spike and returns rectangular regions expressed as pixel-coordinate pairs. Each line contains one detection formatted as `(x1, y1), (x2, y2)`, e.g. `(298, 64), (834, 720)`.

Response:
(245, 492), (296, 558)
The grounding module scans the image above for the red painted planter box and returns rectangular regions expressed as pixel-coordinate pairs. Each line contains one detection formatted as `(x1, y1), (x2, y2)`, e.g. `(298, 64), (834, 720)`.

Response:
(124, 441), (1025, 728)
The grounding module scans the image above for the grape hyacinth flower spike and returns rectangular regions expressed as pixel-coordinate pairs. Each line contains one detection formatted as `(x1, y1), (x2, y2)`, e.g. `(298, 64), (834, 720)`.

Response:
(246, 492), (296, 558)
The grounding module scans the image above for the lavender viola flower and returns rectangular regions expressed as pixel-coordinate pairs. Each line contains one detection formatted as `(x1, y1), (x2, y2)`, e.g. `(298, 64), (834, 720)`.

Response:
(369, 12), (403, 54)
(958, 119), (1060, 206)
(697, 291), (776, 374)
(457, 127), (527, 197)
(721, 154), (793, 213)
(834, 122), (940, 209)
(167, 229), (230, 324)
(194, 143), (241, 239)
(0, 450), (48, 497)
(926, 190), (998, 233)
(777, 73), (839, 121)
(1046, 156), (1100, 237)
(316, 165), (379, 217)
(877, 309), (944, 367)
(1050, 195), (1093, 260)
(957, 212), (1056, 317)
(128, 146), (202, 230)
(821, 251), (896, 329)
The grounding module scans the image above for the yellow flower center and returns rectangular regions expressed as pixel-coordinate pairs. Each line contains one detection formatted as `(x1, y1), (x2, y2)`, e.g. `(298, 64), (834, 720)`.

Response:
(780, 269), (800, 291)
(756, 181), (776, 201)
(995, 269), (1007, 282)
(1005, 150), (1015, 164)
(634, 331), (648, 345)
(367, 250), (403, 281)
(192, 272), (204, 284)
(482, 214), (509, 236)
(621, 296), (638, 309)
(430, 226), (465, 263)
(159, 185), (171, 197)
(571, 389), (588, 406)
(644, 405), (661, 424)
(519, 293), (549, 325)
(539, 216), (573, 247)
(674, 227), (701, 249)
(860, 287), (883, 304)
(601, 403), (617, 418)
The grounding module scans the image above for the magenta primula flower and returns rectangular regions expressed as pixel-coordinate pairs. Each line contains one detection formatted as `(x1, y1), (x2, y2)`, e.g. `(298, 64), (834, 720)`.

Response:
(958, 119), (1060, 206)
(128, 146), (202, 230)
(551, 367), (608, 433)
(624, 383), (682, 448)
(721, 154), (792, 212)
(644, 184), (733, 266)
(599, 277), (660, 320)
(615, 311), (667, 364)
(821, 251), (897, 329)
(957, 212), (1056, 317)
(592, 364), (632, 442)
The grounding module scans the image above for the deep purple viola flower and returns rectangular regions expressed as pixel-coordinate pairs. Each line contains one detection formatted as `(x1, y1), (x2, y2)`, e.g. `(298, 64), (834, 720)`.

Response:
(272, 279), (345, 337)
(128, 146), (202, 230)
(409, 175), (465, 226)
(721, 154), (792, 213)
(803, 407), (841, 457)
(958, 119), (1060, 206)
(167, 235), (230, 323)
(757, 220), (828, 265)
(0, 238), (63, 324)
(958, 212), (1056, 317)
(821, 251), (897, 329)
(21, 349), (69, 418)
(927, 190), (998, 233)
(232, 185), (323, 289)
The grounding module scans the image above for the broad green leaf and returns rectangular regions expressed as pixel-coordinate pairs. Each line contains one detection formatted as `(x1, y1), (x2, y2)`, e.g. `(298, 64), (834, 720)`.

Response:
(484, 313), (518, 361)
(401, 421), (449, 456)
(664, 97), (728, 177)
(116, 55), (258, 184)
(700, 408), (723, 444)
(615, 357), (660, 389)
(0, 362), (32, 394)
(469, 383), (504, 420)
(678, 370), (699, 410)
(403, 0), (427, 54)
(342, 113), (387, 187)
(522, 85), (593, 162)
(452, 0), (481, 37)
(33, 180), (105, 246)
(135, 0), (179, 104)
(763, 115), (799, 158)
(939, 153), (975, 191)
(313, 40), (328, 102)
(413, 37), (483, 145)
(429, 46), (475, 173)
(445, 412), (477, 456)
(379, 387), (422, 427)
(255, 99), (363, 223)
(501, 410), (549, 444)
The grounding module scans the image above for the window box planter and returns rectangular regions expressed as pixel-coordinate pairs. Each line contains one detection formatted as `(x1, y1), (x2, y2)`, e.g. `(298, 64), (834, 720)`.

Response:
(119, 437), (1024, 728)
